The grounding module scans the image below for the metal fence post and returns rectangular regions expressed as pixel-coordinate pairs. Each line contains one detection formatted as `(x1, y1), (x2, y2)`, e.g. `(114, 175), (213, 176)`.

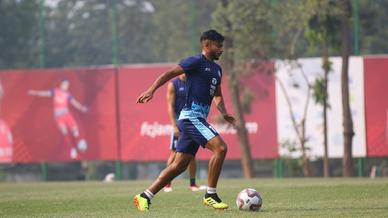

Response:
(352, 0), (360, 55)
(39, 0), (49, 181)
(110, 0), (122, 180)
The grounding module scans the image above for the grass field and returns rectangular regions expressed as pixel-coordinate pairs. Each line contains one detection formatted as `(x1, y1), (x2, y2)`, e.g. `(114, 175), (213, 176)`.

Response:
(1, 178), (388, 217)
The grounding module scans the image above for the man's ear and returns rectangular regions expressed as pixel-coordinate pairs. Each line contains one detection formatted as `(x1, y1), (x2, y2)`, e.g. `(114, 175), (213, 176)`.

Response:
(201, 40), (210, 49)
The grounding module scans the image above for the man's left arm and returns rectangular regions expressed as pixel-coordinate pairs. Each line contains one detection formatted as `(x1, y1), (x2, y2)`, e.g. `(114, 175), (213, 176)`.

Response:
(213, 85), (236, 126)
(70, 97), (88, 113)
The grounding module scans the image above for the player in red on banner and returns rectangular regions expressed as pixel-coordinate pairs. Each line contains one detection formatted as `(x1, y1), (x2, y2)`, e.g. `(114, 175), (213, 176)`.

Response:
(28, 79), (88, 160)
(0, 80), (13, 163)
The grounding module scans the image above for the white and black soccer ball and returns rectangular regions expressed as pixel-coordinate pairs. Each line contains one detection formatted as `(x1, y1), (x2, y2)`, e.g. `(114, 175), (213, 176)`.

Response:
(236, 188), (262, 211)
(77, 139), (88, 152)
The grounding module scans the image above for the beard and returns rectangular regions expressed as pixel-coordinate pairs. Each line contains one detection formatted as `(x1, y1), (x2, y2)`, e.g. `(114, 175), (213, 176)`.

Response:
(212, 52), (222, 60)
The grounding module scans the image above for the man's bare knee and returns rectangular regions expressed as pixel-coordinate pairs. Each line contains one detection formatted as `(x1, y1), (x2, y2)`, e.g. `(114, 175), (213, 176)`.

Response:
(170, 159), (190, 173)
(216, 144), (227, 156)
(220, 144), (227, 154)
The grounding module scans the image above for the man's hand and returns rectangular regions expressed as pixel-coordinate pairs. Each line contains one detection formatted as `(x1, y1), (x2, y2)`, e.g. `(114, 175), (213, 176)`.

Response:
(137, 90), (153, 103)
(223, 113), (237, 128)
(81, 106), (88, 113)
(173, 125), (180, 138)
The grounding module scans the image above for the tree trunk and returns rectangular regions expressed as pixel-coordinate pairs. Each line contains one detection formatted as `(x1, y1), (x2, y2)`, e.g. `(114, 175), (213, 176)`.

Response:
(340, 0), (354, 177)
(220, 0), (254, 178)
(300, 120), (312, 177)
(276, 72), (312, 177)
(228, 71), (254, 178)
(322, 42), (330, 178)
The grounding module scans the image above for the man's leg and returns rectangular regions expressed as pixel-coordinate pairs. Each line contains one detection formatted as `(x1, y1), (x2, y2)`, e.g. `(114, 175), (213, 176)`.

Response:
(56, 121), (77, 159)
(205, 136), (227, 188)
(164, 152), (176, 192)
(188, 158), (199, 191)
(57, 122), (68, 135)
(66, 115), (88, 153)
(167, 152), (176, 166)
(134, 152), (194, 211)
(203, 135), (228, 209)
(149, 152), (193, 193)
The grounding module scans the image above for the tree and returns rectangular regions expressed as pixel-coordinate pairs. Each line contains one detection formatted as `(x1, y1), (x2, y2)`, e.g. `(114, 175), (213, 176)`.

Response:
(42, 0), (219, 67)
(212, 0), (255, 178)
(271, 1), (323, 177)
(212, 0), (282, 178)
(43, 0), (157, 67)
(339, 0), (354, 177)
(359, 0), (388, 54)
(305, 0), (341, 177)
(212, 0), (317, 177)
(149, 0), (218, 62)
(0, 0), (39, 69)
(276, 60), (313, 177)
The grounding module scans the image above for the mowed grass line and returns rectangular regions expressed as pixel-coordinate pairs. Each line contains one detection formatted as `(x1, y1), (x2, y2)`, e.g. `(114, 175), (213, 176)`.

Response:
(0, 178), (387, 217)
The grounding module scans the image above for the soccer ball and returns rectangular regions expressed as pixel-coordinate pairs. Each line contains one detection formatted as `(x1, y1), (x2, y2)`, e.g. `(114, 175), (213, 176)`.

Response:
(77, 139), (88, 152)
(236, 188), (262, 211)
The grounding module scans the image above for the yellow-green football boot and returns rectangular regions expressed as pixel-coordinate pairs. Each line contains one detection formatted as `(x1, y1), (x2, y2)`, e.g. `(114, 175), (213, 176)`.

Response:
(203, 194), (228, 210)
(134, 194), (150, 211)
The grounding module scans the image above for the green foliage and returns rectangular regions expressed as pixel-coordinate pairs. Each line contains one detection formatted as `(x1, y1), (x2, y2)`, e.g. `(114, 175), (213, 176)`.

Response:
(280, 139), (312, 176)
(359, 0), (388, 54)
(312, 77), (330, 108)
(0, 0), (40, 68)
(304, 0), (341, 56)
(43, 0), (157, 67)
(1, 0), (388, 69)
(271, 0), (313, 58)
(150, 0), (218, 63)
(212, 0), (275, 62)
(0, 0), (218, 68)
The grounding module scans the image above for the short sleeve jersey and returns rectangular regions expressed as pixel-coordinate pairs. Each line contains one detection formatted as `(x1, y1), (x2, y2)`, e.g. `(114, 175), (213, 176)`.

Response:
(51, 88), (72, 113)
(178, 54), (222, 120)
(171, 78), (186, 118)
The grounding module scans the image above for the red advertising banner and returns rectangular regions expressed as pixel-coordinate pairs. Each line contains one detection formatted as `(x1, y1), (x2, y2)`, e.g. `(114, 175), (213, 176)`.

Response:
(0, 67), (118, 162)
(119, 63), (278, 161)
(364, 57), (388, 157)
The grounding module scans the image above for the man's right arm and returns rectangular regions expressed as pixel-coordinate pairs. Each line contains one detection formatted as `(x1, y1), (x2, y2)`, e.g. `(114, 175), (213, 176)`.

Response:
(28, 90), (52, 97)
(137, 65), (184, 103)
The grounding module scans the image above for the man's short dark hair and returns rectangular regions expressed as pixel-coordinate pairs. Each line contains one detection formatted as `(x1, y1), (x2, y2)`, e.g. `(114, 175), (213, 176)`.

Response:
(200, 29), (224, 42)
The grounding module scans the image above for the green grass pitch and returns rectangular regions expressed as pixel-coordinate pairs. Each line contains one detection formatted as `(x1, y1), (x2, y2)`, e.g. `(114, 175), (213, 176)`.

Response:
(1, 178), (387, 217)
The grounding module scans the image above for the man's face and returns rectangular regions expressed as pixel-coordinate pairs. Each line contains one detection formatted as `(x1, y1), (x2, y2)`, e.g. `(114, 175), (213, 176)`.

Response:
(179, 73), (186, 81)
(205, 40), (224, 60)
(60, 80), (70, 91)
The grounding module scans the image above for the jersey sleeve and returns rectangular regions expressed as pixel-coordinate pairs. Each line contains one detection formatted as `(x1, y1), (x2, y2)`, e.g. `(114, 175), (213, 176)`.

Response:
(171, 79), (177, 91)
(178, 56), (199, 74)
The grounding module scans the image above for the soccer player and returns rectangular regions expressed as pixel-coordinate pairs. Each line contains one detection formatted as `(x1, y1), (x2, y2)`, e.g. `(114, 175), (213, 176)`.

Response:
(134, 29), (236, 211)
(0, 81), (13, 163)
(164, 73), (200, 192)
(28, 79), (88, 159)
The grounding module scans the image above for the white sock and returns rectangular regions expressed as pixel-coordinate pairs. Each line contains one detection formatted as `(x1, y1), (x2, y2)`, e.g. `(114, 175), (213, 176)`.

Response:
(144, 189), (154, 200)
(207, 187), (216, 194)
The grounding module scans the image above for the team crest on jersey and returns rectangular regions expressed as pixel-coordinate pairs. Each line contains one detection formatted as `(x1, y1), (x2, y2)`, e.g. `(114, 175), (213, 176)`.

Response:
(212, 78), (217, 85)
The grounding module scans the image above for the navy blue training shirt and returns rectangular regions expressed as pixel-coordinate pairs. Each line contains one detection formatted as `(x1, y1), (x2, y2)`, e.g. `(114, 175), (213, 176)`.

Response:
(178, 54), (222, 120)
(171, 77), (186, 118)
